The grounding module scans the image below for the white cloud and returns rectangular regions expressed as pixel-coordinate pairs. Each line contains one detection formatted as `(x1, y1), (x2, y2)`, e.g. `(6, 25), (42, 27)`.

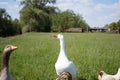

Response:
(94, 4), (106, 11)
(99, 13), (120, 22)
(11, 0), (120, 27)
(53, 0), (94, 16)
(94, 0), (120, 11)
(78, 0), (91, 3)
(0, 0), (119, 27)
(56, 0), (73, 3)
(0, 2), (8, 5)
(77, 0), (93, 5)
(9, 5), (19, 10)
(91, 0), (120, 27)
(119, 0), (120, 3)
(16, 0), (25, 2)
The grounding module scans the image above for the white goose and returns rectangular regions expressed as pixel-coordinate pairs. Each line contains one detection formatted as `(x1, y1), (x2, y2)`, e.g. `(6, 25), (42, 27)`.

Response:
(0, 45), (17, 80)
(98, 68), (120, 80)
(53, 34), (78, 79)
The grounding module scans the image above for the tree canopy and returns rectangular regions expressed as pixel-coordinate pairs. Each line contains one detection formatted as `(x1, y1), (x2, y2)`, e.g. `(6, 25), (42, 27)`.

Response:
(20, 0), (90, 32)
(51, 10), (89, 32)
(20, 0), (56, 32)
(20, 0), (56, 6)
(106, 20), (120, 33)
(108, 20), (120, 29)
(0, 0), (90, 37)
(0, 8), (21, 37)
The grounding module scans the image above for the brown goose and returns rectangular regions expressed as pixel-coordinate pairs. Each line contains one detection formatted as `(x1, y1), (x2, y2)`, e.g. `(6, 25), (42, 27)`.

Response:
(56, 72), (72, 80)
(0, 45), (17, 80)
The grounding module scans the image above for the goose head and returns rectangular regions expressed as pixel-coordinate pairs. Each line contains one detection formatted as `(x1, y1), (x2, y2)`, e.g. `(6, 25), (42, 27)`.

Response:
(98, 70), (106, 80)
(3, 45), (18, 54)
(98, 70), (104, 76)
(53, 34), (65, 50)
(53, 34), (64, 40)
(56, 72), (72, 80)
(2, 45), (17, 68)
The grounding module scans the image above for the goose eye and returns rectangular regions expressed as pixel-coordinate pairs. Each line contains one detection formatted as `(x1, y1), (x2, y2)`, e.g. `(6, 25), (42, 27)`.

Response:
(6, 46), (10, 48)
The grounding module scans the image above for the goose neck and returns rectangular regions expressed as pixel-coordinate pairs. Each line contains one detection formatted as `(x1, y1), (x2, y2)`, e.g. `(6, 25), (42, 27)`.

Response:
(2, 52), (11, 68)
(58, 38), (69, 61)
(116, 68), (120, 77)
(60, 38), (65, 52)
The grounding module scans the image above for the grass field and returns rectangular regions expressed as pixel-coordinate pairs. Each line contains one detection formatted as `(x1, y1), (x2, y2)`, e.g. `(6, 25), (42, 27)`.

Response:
(0, 32), (120, 80)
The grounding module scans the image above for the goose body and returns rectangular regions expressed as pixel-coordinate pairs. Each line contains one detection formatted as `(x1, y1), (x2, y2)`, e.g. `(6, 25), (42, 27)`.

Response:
(54, 34), (78, 79)
(0, 68), (12, 80)
(0, 45), (17, 80)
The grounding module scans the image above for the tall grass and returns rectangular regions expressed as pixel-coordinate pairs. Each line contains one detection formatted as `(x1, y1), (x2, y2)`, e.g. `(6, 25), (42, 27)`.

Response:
(0, 32), (120, 80)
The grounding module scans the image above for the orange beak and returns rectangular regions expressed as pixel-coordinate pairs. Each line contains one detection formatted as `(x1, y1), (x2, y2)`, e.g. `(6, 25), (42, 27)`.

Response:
(53, 34), (58, 38)
(11, 45), (18, 51)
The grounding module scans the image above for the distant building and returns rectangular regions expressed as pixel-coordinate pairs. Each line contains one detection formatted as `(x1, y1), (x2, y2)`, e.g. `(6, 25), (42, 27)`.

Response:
(62, 28), (83, 32)
(90, 27), (108, 32)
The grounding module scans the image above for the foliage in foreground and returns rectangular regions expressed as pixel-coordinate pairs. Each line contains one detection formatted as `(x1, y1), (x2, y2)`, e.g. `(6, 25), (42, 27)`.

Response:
(0, 33), (120, 80)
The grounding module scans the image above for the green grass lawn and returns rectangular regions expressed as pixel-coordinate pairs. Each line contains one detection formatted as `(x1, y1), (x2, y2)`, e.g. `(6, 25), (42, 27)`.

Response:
(0, 32), (120, 80)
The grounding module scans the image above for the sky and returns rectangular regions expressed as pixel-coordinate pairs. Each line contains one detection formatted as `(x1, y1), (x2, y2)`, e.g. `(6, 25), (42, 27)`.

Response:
(0, 0), (120, 28)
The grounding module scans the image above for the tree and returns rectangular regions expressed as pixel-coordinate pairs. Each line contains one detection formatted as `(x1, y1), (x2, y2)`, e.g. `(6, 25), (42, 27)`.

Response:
(116, 20), (120, 33)
(12, 19), (22, 34)
(20, 0), (56, 32)
(0, 8), (22, 37)
(0, 8), (12, 37)
(104, 24), (109, 28)
(19, 0), (90, 32)
(109, 22), (117, 30)
(20, 6), (51, 32)
(20, 0), (56, 7)
(50, 10), (90, 32)
(117, 20), (120, 27)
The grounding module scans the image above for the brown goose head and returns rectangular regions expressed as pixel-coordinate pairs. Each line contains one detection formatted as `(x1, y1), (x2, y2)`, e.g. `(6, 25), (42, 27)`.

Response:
(3, 45), (17, 54)
(2, 45), (17, 68)
(56, 72), (72, 80)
